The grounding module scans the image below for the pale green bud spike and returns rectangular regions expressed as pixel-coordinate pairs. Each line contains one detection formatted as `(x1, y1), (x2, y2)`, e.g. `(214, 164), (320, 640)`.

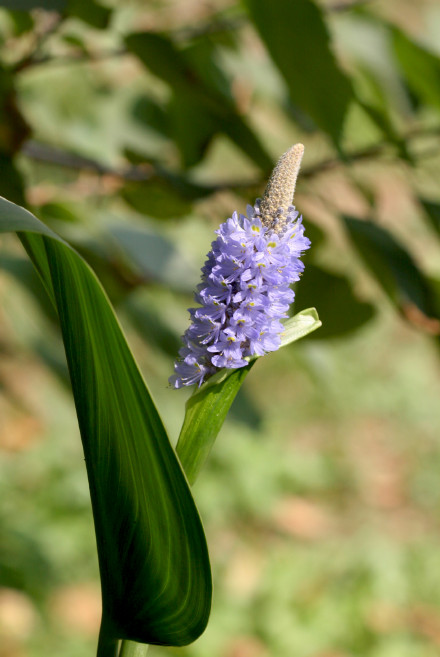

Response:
(259, 143), (304, 232)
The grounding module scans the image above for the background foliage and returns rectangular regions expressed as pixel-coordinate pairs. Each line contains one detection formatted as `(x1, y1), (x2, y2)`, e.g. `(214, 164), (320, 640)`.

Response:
(1, 0), (440, 656)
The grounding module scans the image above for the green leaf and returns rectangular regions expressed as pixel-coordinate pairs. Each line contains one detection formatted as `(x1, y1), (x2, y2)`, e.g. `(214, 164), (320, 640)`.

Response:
(356, 99), (410, 161)
(7, 9), (35, 34)
(0, 67), (30, 154)
(125, 32), (188, 92)
(343, 215), (437, 319)
(294, 264), (375, 338)
(302, 220), (326, 250)
(176, 308), (321, 485)
(0, 520), (54, 600)
(38, 201), (83, 225)
(391, 26), (440, 111)
(121, 180), (194, 219)
(121, 163), (215, 205)
(67, 0), (112, 29)
(167, 92), (218, 168)
(0, 197), (211, 647)
(244, 0), (353, 144)
(0, 155), (26, 206)
(420, 198), (440, 237)
(280, 307), (322, 347)
(130, 94), (170, 139)
(427, 276), (440, 320)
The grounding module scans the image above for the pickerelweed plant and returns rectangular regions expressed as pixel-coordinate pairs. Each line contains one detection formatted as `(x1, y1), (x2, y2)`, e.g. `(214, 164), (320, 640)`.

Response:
(170, 144), (312, 388)
(0, 144), (320, 657)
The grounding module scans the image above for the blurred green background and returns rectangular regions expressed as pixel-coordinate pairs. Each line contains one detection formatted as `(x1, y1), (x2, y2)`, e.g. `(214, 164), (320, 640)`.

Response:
(1, 0), (440, 656)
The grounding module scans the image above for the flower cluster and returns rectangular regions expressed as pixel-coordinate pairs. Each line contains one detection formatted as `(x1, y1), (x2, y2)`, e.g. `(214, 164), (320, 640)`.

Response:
(170, 145), (310, 388)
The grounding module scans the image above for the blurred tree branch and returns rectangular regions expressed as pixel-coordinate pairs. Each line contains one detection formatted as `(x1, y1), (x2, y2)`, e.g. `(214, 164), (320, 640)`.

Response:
(328, 0), (373, 12)
(13, 12), (63, 72)
(13, 47), (126, 71)
(21, 140), (151, 181)
(20, 125), (440, 196)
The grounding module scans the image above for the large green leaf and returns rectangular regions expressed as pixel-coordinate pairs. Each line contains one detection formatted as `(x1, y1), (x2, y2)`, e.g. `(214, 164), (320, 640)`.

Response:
(176, 308), (321, 485)
(343, 216), (437, 320)
(0, 197), (211, 648)
(244, 0), (353, 144)
(391, 26), (440, 111)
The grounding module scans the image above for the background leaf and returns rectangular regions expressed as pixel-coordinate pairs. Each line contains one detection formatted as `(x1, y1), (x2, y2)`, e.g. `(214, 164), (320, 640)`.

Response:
(67, 0), (112, 30)
(244, 0), (353, 144)
(420, 198), (440, 237)
(108, 224), (199, 293)
(391, 26), (440, 110)
(0, 155), (26, 205)
(343, 216), (438, 320)
(293, 264), (375, 338)
(125, 31), (273, 169)
(121, 180), (194, 219)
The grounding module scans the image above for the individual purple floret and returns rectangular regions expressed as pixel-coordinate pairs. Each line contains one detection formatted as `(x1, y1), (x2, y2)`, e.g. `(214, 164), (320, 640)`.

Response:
(170, 144), (310, 388)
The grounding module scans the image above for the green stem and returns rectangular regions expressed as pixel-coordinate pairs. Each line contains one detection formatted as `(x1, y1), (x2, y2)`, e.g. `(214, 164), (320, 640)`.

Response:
(176, 365), (253, 484)
(118, 640), (149, 657)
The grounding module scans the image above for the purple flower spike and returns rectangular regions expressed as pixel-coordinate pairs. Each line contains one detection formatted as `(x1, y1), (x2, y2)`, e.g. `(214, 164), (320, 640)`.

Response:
(170, 144), (311, 388)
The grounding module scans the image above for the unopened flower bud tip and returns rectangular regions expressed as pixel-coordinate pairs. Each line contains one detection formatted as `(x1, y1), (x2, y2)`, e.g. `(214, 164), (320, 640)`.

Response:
(260, 143), (305, 232)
